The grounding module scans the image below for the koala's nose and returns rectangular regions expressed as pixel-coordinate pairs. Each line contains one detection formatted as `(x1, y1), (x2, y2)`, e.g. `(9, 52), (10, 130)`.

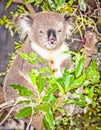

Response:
(47, 28), (57, 44)
(49, 37), (56, 44)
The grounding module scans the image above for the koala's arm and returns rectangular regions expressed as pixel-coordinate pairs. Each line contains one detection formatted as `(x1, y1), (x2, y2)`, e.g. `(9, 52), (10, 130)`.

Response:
(3, 38), (47, 130)
(3, 38), (47, 101)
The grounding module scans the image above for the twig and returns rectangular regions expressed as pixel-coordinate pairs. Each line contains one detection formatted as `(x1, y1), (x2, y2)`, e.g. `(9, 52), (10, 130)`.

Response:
(13, 0), (36, 13)
(0, 100), (17, 125)
(26, 98), (34, 130)
(0, 97), (33, 125)
(0, 99), (15, 109)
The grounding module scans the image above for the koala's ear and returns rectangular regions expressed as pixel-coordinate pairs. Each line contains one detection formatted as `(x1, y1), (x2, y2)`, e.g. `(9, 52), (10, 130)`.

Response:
(64, 14), (76, 24)
(61, 14), (76, 38)
(15, 14), (33, 40)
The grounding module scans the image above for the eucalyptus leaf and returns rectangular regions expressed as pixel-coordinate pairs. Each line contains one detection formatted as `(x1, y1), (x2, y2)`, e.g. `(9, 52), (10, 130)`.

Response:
(56, 0), (65, 7)
(34, 0), (43, 5)
(29, 53), (37, 59)
(15, 106), (33, 119)
(36, 104), (55, 130)
(24, 0), (35, 3)
(20, 53), (37, 64)
(88, 86), (95, 99)
(62, 68), (71, 93)
(43, 93), (57, 107)
(43, 117), (51, 130)
(29, 72), (37, 85)
(18, 100), (31, 104)
(86, 60), (100, 84)
(20, 52), (32, 61)
(43, 85), (58, 107)
(37, 76), (45, 93)
(56, 107), (66, 115)
(78, 0), (87, 11)
(65, 99), (86, 107)
(69, 75), (74, 85)
(43, 85), (58, 103)
(44, 106), (55, 130)
(11, 84), (34, 97)
(5, 0), (13, 9)
(75, 58), (84, 78)
(39, 67), (49, 74)
(56, 82), (65, 94)
(66, 75), (86, 91)
(48, 0), (56, 11)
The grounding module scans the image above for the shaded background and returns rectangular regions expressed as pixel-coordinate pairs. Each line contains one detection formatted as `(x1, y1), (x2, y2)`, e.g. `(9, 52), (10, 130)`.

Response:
(0, 0), (19, 84)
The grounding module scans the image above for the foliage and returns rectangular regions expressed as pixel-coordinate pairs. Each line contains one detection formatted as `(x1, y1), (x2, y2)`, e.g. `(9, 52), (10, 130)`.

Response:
(0, 0), (101, 129)
(0, 5), (29, 36)
(10, 51), (100, 130)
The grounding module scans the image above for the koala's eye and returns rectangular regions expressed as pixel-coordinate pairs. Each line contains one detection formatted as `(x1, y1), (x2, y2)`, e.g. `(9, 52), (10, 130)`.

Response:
(39, 30), (44, 34)
(58, 29), (62, 32)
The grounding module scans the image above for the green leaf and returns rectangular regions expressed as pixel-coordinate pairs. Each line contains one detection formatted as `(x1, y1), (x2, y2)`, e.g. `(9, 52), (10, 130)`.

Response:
(18, 100), (31, 105)
(48, 0), (56, 11)
(15, 106), (33, 119)
(65, 99), (86, 107)
(78, 0), (87, 11)
(75, 58), (84, 78)
(68, 0), (74, 6)
(43, 117), (51, 130)
(86, 60), (100, 84)
(43, 85), (57, 107)
(88, 87), (95, 99)
(56, 107), (66, 115)
(20, 53), (37, 64)
(64, 50), (77, 56)
(20, 53), (34, 64)
(71, 93), (85, 100)
(0, 72), (5, 76)
(39, 67), (49, 74)
(65, 94), (87, 107)
(11, 84), (34, 97)
(34, 0), (43, 5)
(66, 75), (86, 91)
(37, 76), (45, 93)
(43, 85), (58, 103)
(63, 68), (70, 92)
(20, 52), (31, 60)
(5, 0), (13, 9)
(45, 84), (58, 95)
(29, 70), (37, 85)
(29, 53), (37, 59)
(24, 0), (35, 3)
(56, 82), (65, 94)
(56, 0), (65, 7)
(36, 104), (55, 130)
(85, 96), (92, 104)
(69, 75), (74, 85)
(43, 94), (57, 107)
(44, 106), (55, 130)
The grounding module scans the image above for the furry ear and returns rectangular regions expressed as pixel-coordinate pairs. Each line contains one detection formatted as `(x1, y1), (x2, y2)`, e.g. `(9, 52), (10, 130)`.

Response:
(62, 14), (76, 39)
(15, 14), (33, 40)
(64, 14), (76, 21)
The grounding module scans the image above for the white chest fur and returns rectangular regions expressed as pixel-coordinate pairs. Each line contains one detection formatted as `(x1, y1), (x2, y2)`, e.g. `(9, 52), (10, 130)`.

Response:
(31, 42), (70, 77)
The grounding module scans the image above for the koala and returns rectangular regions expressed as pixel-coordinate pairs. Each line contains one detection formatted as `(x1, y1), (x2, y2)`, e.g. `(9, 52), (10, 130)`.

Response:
(3, 11), (74, 102)
(3, 12), (74, 129)
(15, 11), (73, 78)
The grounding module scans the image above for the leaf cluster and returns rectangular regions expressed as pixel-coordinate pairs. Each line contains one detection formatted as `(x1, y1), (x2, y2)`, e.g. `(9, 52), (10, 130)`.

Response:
(1, 0), (101, 129)
(10, 51), (100, 130)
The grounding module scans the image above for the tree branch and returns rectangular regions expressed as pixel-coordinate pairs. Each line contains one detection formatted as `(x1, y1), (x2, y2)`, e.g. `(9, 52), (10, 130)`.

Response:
(13, 0), (36, 13)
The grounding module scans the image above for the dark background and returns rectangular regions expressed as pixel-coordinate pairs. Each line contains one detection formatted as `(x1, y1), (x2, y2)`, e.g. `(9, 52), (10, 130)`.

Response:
(0, 0), (19, 84)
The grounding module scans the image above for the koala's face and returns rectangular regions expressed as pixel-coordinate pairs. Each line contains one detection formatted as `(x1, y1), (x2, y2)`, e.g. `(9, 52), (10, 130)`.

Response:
(15, 12), (73, 50)
(30, 13), (66, 50)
